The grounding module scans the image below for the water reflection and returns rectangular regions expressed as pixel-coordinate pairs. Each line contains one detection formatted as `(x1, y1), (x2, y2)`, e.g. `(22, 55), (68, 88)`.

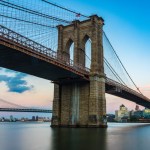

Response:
(0, 122), (150, 150)
(51, 128), (107, 150)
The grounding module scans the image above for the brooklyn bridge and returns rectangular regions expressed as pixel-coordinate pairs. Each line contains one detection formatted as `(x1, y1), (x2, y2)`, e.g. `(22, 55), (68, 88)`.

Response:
(0, 0), (149, 127)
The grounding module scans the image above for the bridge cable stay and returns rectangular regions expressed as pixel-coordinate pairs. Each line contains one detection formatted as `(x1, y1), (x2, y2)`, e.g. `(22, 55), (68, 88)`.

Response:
(104, 58), (127, 86)
(0, 14), (55, 28)
(41, 0), (89, 18)
(103, 33), (131, 87)
(0, 0), (87, 28)
(0, 1), (56, 49)
(103, 31), (143, 95)
(80, 23), (143, 95)
(0, 0), (87, 50)
(0, 0), (71, 24)
(87, 40), (127, 86)
(0, 0), (149, 104)
(0, 0), (143, 95)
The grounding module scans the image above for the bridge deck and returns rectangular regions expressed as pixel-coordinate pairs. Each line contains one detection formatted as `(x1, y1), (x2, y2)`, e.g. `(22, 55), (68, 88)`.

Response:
(0, 43), (86, 81)
(0, 25), (150, 108)
(0, 25), (89, 81)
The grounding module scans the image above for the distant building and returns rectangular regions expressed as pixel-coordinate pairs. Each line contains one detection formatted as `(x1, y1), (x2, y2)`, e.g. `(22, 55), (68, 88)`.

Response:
(38, 117), (45, 122)
(143, 108), (150, 119)
(130, 106), (150, 122)
(10, 115), (14, 122)
(115, 104), (129, 122)
(130, 105), (143, 120)
(133, 110), (143, 118)
(20, 117), (29, 122)
(2, 117), (5, 122)
(32, 116), (36, 121)
(36, 116), (38, 121)
(106, 114), (115, 122)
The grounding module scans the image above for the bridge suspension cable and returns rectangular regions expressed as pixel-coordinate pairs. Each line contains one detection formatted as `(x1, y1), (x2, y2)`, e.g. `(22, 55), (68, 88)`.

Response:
(41, 0), (89, 18)
(0, 0), (88, 51)
(104, 58), (127, 86)
(0, 0), (144, 96)
(0, 99), (28, 109)
(87, 39), (127, 87)
(85, 31), (143, 95)
(103, 31), (143, 95)
(0, 0), (71, 24)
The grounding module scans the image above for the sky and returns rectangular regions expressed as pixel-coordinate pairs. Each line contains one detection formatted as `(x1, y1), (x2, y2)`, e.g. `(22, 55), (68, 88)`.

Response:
(0, 0), (150, 117)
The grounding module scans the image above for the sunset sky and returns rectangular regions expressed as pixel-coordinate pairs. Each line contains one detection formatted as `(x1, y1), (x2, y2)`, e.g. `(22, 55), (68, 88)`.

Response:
(0, 0), (150, 116)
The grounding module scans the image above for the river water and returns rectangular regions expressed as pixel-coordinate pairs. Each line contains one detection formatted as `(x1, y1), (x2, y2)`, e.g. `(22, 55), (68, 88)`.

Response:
(0, 122), (150, 150)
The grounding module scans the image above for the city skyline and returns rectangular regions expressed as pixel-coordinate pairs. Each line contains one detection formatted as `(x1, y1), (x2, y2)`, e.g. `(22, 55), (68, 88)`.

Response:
(0, 0), (150, 114)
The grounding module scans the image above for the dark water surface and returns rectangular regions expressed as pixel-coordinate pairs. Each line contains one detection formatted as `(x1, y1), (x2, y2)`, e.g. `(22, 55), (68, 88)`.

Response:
(0, 122), (150, 150)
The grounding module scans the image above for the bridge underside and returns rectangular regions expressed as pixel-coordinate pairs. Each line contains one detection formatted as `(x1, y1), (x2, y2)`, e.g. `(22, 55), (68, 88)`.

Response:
(106, 84), (150, 109)
(0, 40), (150, 128)
(0, 44), (85, 82)
(0, 43), (150, 110)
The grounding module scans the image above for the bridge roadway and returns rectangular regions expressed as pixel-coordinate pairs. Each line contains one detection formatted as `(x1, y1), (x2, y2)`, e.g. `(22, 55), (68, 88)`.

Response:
(0, 25), (150, 108)
(0, 108), (52, 113)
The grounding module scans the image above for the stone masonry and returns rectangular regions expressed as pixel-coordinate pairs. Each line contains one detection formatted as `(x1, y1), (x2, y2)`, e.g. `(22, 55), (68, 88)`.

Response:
(51, 15), (107, 127)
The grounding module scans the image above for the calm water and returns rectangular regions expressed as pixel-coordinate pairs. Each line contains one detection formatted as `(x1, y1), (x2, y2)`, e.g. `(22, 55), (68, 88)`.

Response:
(0, 122), (150, 150)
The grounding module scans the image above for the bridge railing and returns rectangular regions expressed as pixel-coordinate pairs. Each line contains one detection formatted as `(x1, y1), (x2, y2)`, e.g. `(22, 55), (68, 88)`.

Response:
(0, 25), (89, 75)
(106, 78), (150, 101)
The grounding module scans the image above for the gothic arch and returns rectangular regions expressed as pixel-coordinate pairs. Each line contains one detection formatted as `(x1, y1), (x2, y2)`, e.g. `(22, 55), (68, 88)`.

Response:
(65, 38), (74, 61)
(65, 38), (74, 53)
(82, 34), (91, 47)
(81, 35), (92, 68)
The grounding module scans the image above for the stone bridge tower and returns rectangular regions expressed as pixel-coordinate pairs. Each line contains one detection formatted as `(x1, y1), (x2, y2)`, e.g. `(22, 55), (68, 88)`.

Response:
(51, 15), (107, 128)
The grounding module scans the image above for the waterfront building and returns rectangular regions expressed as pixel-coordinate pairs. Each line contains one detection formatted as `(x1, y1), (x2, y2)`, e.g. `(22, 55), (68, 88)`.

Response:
(106, 114), (115, 122)
(133, 110), (143, 118)
(38, 117), (45, 122)
(143, 108), (150, 119)
(130, 105), (141, 116)
(115, 104), (129, 122)
(36, 116), (38, 121)
(32, 116), (36, 121)
(10, 115), (13, 122)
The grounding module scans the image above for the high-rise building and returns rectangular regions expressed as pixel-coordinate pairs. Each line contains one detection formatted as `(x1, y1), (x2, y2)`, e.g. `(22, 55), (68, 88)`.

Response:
(36, 116), (38, 121)
(32, 116), (35, 121)
(115, 104), (129, 122)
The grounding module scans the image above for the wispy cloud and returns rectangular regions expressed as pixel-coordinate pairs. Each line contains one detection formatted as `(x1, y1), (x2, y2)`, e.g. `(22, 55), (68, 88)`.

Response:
(0, 68), (33, 93)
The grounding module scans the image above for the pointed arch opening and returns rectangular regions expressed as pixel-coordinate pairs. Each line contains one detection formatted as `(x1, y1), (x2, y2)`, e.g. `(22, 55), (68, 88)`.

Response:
(65, 39), (74, 62)
(82, 35), (92, 69)
(70, 42), (74, 61)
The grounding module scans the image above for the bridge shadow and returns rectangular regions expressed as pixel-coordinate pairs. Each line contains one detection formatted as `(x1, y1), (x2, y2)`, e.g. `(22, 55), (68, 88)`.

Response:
(50, 128), (107, 150)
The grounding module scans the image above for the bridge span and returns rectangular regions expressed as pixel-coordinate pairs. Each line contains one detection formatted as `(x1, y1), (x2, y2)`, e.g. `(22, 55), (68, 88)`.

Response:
(0, 108), (52, 113)
(0, 0), (150, 128)
(0, 25), (149, 109)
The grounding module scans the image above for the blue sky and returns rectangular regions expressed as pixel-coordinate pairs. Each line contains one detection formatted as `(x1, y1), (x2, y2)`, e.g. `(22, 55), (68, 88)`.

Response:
(54, 0), (150, 85)
(0, 0), (150, 116)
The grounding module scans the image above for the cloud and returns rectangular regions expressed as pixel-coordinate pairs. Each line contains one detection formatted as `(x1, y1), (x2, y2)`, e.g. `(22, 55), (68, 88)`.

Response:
(0, 69), (33, 93)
